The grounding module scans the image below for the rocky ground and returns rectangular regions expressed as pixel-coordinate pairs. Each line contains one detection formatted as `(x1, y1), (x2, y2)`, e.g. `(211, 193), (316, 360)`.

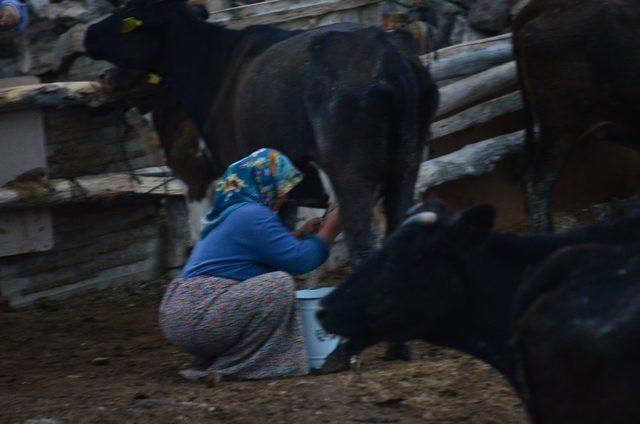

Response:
(1, 273), (526, 424)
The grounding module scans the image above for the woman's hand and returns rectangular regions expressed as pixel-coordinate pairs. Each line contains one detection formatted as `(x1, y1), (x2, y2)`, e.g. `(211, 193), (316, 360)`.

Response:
(317, 208), (341, 246)
(293, 217), (322, 239)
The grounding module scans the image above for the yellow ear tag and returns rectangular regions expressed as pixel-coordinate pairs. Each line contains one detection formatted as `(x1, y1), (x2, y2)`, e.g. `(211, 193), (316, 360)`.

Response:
(120, 17), (144, 33)
(147, 73), (162, 84)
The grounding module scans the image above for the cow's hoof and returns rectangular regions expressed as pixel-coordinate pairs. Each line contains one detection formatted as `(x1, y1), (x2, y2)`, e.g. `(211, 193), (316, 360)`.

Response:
(382, 342), (412, 361)
(311, 343), (350, 375)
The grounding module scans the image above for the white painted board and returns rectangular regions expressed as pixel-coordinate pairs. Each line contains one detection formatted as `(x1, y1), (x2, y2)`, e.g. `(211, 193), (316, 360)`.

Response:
(0, 76), (53, 257)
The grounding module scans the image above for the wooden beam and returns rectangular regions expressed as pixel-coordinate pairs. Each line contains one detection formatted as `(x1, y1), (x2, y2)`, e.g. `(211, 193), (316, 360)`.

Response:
(435, 61), (517, 118)
(208, 0), (381, 27)
(423, 32), (512, 62)
(415, 130), (525, 197)
(424, 38), (513, 82)
(0, 172), (184, 210)
(0, 82), (107, 113)
(432, 91), (522, 140)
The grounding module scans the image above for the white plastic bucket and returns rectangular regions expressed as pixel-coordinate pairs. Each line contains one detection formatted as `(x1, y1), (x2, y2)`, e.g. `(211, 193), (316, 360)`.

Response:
(295, 287), (340, 369)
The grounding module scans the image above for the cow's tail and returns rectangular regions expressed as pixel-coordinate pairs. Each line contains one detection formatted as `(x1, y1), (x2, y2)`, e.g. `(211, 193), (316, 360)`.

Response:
(383, 57), (436, 234)
(512, 30), (537, 167)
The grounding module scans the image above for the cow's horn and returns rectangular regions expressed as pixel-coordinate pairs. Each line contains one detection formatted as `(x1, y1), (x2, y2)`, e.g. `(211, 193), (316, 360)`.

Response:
(403, 211), (438, 226)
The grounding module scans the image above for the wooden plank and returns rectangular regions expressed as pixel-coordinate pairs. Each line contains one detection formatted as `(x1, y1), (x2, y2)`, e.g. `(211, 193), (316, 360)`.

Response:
(52, 206), (157, 240)
(423, 33), (512, 62)
(0, 203), (159, 276)
(415, 130), (525, 197)
(162, 197), (190, 269)
(0, 172), (184, 210)
(0, 81), (105, 112)
(7, 257), (159, 309)
(208, 0), (381, 27)
(424, 38), (513, 82)
(435, 61), (517, 119)
(0, 76), (53, 258)
(18, 238), (159, 295)
(432, 91), (522, 140)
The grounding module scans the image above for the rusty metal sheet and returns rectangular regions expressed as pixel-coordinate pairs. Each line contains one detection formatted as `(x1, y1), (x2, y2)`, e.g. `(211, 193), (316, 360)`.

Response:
(0, 76), (53, 258)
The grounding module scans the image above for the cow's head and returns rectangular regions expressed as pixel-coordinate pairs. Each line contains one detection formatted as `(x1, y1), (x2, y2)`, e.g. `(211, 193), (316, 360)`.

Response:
(318, 201), (496, 348)
(84, 0), (208, 71)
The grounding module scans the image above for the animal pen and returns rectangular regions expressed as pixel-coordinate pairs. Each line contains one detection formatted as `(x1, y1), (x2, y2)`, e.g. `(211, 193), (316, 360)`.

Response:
(0, 0), (387, 310)
(3, 2), (640, 424)
(1, 0), (638, 311)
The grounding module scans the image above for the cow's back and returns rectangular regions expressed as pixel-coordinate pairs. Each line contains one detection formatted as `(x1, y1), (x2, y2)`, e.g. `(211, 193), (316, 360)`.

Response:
(230, 23), (429, 160)
(514, 0), (640, 144)
(513, 243), (640, 423)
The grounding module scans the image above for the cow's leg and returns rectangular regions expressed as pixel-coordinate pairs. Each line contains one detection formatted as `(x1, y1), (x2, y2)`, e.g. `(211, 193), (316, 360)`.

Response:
(315, 115), (383, 266)
(523, 127), (574, 233)
(523, 172), (555, 233)
(378, 131), (424, 362)
(384, 146), (423, 235)
(331, 173), (377, 268)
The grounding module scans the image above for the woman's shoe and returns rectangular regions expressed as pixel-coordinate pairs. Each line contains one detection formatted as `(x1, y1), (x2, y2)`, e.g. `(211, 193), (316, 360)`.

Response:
(178, 355), (215, 382)
(189, 355), (214, 370)
(178, 368), (210, 382)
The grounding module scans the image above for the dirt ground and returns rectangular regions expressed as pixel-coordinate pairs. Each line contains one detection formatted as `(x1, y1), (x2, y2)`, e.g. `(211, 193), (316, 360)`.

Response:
(0, 271), (527, 424)
(4, 197), (638, 424)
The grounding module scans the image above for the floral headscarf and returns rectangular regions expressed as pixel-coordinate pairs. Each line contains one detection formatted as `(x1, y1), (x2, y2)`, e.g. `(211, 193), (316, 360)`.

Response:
(200, 148), (303, 238)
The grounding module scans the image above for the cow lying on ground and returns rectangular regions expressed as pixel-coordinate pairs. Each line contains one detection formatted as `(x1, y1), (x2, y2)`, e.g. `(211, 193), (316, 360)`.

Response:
(318, 201), (640, 421)
(511, 242), (640, 423)
(84, 0), (439, 267)
(513, 0), (640, 233)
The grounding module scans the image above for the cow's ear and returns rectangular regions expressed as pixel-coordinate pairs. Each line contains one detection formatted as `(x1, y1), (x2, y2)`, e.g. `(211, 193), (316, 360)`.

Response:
(447, 203), (496, 251)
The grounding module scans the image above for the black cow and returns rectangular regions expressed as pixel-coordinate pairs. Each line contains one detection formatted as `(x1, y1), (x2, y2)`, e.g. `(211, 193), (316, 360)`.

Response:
(318, 202), (640, 421)
(102, 67), (216, 201)
(84, 0), (439, 266)
(512, 243), (640, 423)
(513, 0), (640, 233)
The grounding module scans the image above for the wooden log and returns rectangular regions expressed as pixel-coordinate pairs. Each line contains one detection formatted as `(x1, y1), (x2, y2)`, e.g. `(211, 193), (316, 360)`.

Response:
(0, 82), (107, 112)
(423, 37), (513, 82)
(0, 171), (184, 210)
(435, 61), (517, 119)
(208, 0), (380, 27)
(415, 130), (525, 197)
(432, 91), (522, 140)
(423, 33), (512, 62)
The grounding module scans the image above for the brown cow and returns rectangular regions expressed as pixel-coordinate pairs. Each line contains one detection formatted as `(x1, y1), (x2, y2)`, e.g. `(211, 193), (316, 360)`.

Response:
(513, 0), (640, 233)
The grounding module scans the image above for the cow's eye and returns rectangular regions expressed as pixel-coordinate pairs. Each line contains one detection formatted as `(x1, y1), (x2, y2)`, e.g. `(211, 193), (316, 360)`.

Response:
(121, 17), (144, 33)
